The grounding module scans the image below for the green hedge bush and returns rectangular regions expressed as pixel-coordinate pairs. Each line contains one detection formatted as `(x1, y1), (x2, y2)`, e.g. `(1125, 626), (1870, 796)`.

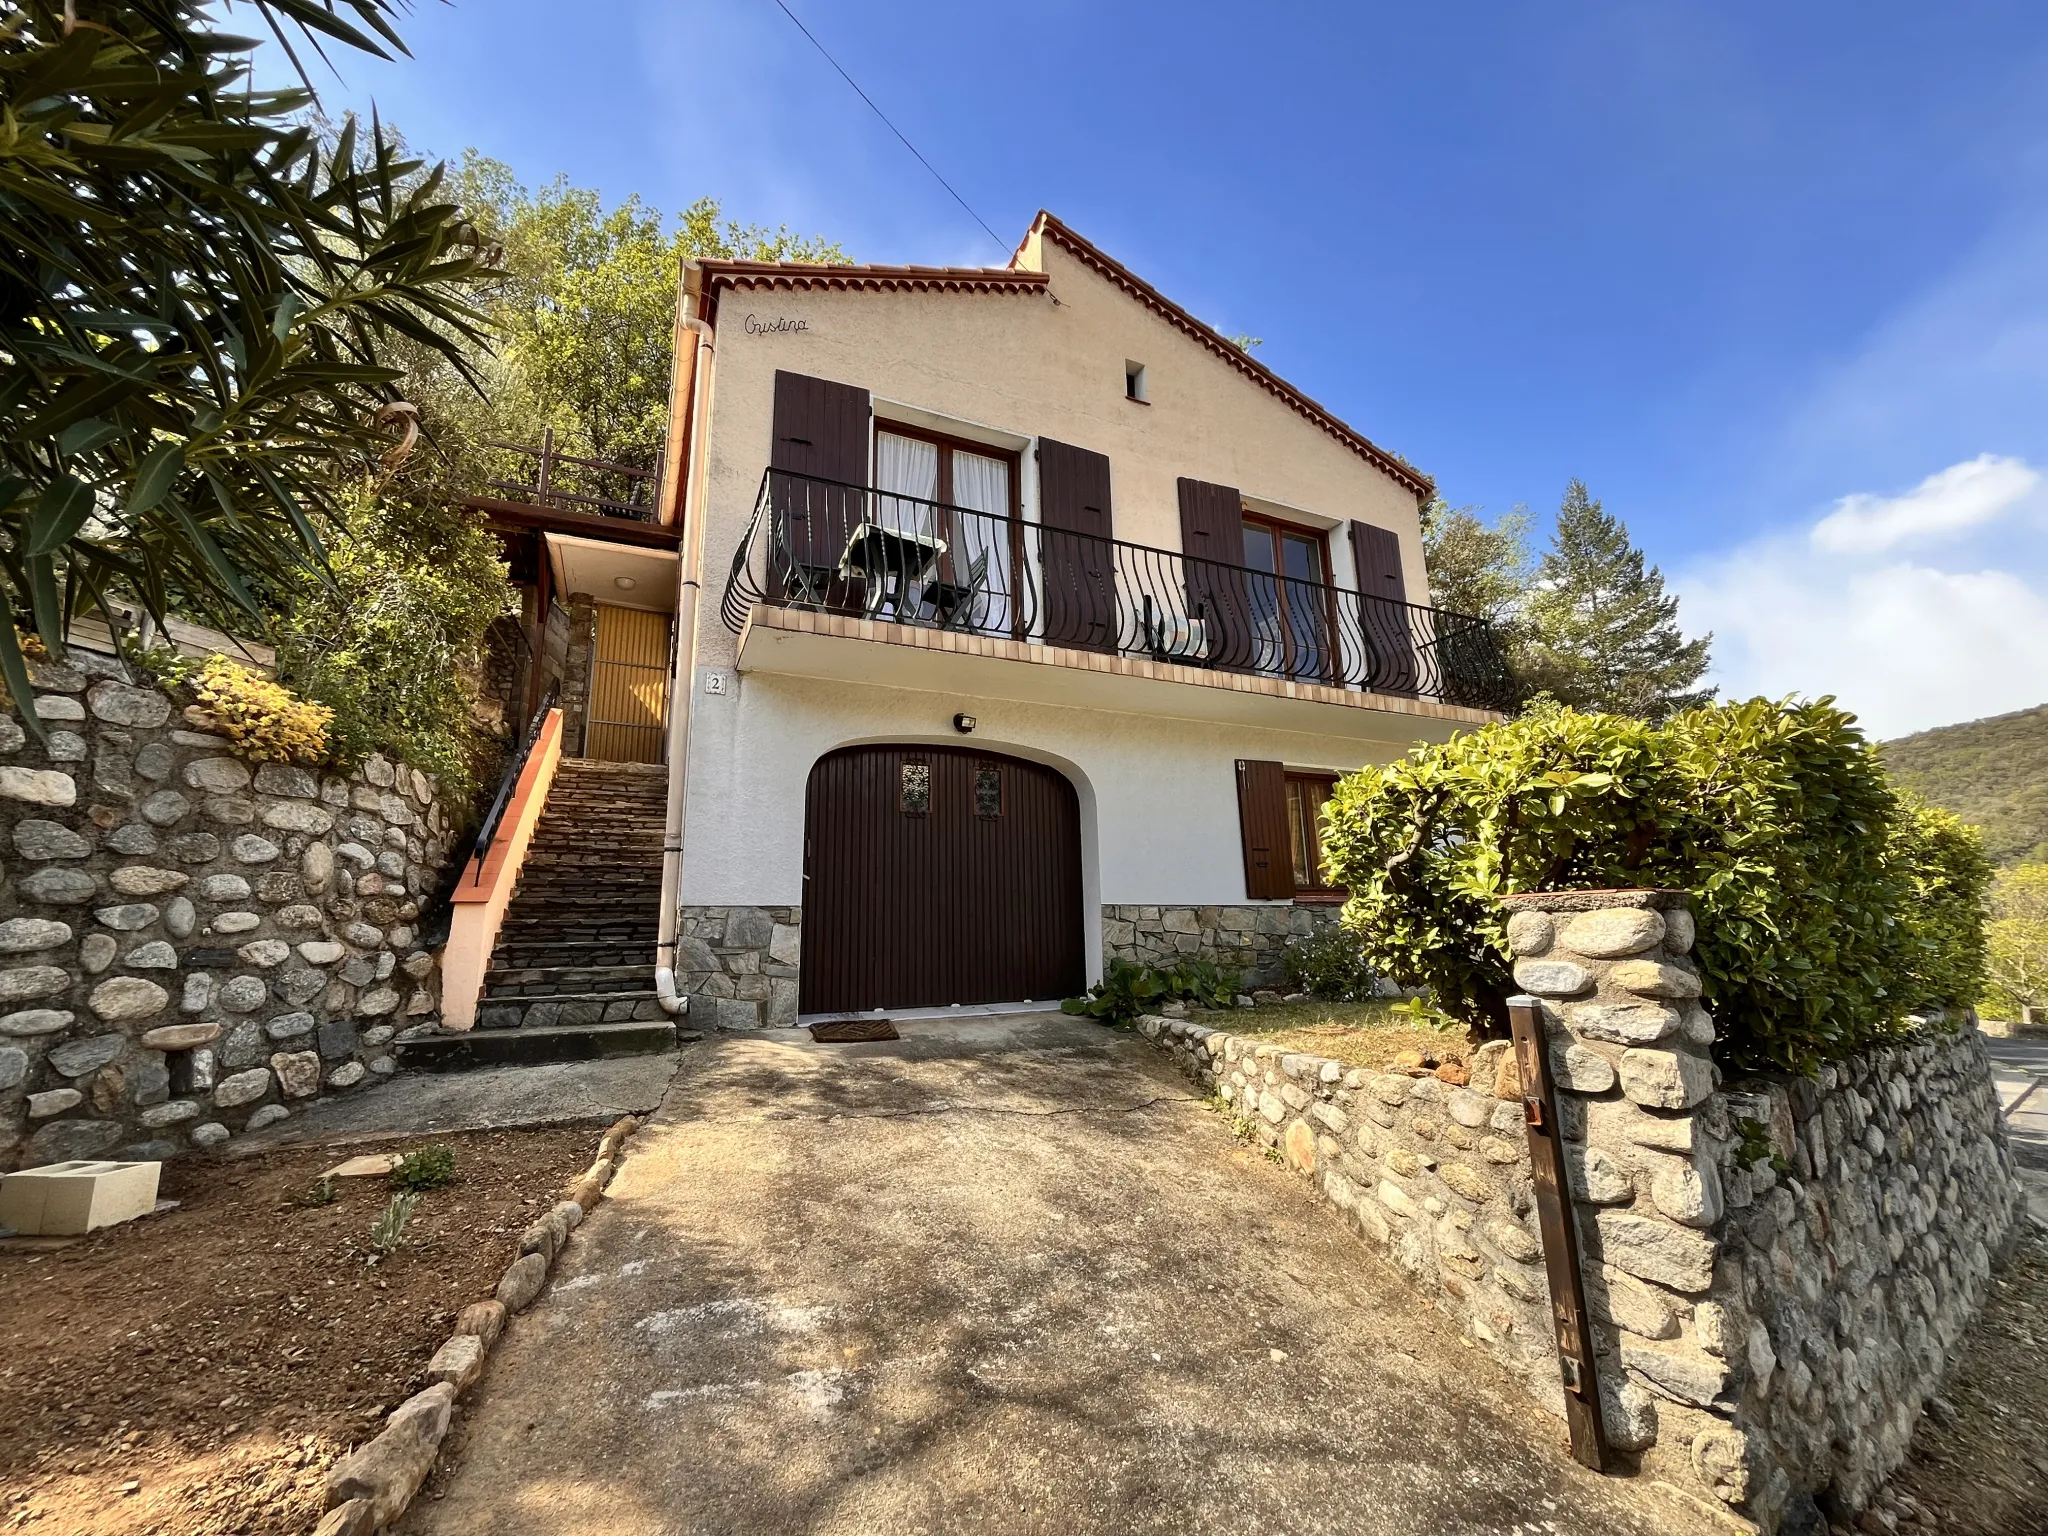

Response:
(1320, 698), (1991, 1073)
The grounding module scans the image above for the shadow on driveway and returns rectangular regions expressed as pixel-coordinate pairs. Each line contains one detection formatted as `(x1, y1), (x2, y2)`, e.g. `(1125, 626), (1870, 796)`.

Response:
(404, 1014), (1714, 1535)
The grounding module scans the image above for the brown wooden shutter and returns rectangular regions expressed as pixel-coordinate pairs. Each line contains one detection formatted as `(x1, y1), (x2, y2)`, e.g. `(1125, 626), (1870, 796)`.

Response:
(1178, 477), (1253, 669)
(1236, 758), (1293, 899)
(772, 371), (870, 569)
(1037, 438), (1116, 653)
(1350, 519), (1419, 694)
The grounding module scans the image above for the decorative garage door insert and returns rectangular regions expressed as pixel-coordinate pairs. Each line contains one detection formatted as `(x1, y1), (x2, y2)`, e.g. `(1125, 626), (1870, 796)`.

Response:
(801, 744), (1085, 1015)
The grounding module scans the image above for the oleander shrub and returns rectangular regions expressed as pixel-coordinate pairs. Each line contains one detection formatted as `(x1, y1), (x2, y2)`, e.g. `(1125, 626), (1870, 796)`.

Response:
(1320, 697), (1991, 1074)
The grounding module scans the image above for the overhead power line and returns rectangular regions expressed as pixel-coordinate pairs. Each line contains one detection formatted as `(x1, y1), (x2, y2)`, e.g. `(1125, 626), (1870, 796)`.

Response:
(768, 0), (1010, 258)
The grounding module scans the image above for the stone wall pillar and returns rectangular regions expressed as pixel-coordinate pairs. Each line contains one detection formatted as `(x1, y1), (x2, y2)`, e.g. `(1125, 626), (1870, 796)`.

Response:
(1501, 891), (1755, 1511)
(675, 905), (800, 1029)
(557, 594), (598, 758)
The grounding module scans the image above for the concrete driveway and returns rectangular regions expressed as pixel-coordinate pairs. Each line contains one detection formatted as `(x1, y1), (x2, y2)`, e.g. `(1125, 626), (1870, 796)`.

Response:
(405, 1014), (1708, 1536)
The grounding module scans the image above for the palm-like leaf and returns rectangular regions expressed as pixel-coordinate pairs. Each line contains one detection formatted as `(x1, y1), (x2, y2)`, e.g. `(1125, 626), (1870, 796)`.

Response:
(0, 1), (489, 737)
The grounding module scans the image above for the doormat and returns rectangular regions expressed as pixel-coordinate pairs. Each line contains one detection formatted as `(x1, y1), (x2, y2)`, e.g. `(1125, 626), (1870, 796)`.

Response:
(809, 1019), (901, 1043)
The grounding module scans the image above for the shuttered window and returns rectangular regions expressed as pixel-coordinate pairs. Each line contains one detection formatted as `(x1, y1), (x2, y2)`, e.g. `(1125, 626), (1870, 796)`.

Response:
(1037, 438), (1116, 653)
(1349, 518), (1419, 694)
(1235, 759), (1294, 900)
(771, 371), (871, 585)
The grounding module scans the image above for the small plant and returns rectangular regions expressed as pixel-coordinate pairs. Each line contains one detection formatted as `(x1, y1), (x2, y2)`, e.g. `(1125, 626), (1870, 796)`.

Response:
(367, 1191), (419, 1264)
(1282, 925), (1382, 1002)
(295, 1175), (338, 1208)
(1734, 1117), (1790, 1176)
(188, 654), (332, 765)
(390, 1144), (456, 1191)
(1062, 958), (1243, 1026)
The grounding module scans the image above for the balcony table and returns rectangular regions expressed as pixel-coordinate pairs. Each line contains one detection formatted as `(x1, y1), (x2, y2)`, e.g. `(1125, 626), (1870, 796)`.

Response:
(838, 522), (949, 621)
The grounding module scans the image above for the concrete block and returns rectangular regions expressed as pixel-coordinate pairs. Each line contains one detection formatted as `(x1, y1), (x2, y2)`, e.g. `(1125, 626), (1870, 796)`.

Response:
(0, 1158), (160, 1234)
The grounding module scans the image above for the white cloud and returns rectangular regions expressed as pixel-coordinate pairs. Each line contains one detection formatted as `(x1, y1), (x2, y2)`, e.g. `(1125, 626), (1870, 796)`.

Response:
(1680, 456), (2048, 739)
(1809, 454), (2040, 555)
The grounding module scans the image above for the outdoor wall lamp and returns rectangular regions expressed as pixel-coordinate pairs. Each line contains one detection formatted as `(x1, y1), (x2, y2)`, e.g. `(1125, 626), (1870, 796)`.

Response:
(953, 713), (977, 734)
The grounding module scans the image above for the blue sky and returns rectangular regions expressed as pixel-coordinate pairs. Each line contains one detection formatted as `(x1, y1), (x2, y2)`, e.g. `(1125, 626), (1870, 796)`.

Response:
(299, 0), (2048, 737)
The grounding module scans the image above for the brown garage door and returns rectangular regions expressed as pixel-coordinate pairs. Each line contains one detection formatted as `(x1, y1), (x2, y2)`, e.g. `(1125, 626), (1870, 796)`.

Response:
(801, 744), (1085, 1015)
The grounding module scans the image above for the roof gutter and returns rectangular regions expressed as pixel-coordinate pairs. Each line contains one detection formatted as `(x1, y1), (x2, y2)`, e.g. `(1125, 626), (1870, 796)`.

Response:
(654, 265), (714, 1017)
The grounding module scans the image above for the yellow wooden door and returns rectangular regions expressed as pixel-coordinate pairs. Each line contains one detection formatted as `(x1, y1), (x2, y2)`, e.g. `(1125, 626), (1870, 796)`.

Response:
(587, 604), (672, 763)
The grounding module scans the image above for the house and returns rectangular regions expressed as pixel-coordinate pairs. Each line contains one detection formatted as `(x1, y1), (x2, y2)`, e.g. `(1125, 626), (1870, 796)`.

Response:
(449, 213), (1510, 1039)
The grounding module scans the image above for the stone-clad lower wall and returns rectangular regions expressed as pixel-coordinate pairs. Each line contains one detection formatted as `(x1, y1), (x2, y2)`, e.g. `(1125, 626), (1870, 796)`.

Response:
(1137, 1014), (1569, 1416)
(676, 905), (799, 1029)
(0, 653), (457, 1171)
(1102, 903), (1337, 988)
(1717, 1029), (2019, 1521)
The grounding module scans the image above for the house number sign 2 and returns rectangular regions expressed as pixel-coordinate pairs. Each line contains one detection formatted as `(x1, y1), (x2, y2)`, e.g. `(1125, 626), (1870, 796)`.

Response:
(744, 314), (809, 335)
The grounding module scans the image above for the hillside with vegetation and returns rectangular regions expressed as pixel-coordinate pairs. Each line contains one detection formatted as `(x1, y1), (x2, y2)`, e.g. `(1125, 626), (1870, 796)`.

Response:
(1883, 704), (2048, 866)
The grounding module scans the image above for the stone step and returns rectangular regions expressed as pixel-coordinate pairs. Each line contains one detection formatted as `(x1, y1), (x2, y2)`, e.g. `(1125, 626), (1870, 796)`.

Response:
(482, 963), (656, 998)
(394, 1018), (687, 1072)
(491, 944), (654, 970)
(475, 989), (667, 1030)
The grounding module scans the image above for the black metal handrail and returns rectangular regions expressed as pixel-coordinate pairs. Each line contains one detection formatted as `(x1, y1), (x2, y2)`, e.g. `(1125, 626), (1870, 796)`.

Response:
(722, 468), (1517, 710)
(479, 429), (664, 522)
(464, 679), (560, 886)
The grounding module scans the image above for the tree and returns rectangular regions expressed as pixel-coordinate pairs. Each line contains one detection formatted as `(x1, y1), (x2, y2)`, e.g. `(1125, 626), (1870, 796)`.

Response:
(1985, 863), (2048, 1020)
(1519, 480), (1713, 720)
(0, 2), (489, 726)
(429, 161), (848, 468)
(1421, 498), (1534, 630)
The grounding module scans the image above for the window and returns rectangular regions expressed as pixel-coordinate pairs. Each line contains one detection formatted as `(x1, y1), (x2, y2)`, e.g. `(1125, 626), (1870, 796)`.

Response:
(873, 423), (1020, 634)
(1241, 512), (1338, 682)
(1285, 773), (1342, 899)
(1125, 361), (1148, 403)
(974, 766), (1003, 818)
(900, 761), (931, 815)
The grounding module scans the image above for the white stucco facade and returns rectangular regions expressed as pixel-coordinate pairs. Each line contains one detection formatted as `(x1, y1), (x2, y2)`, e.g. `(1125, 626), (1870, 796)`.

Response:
(660, 215), (1496, 1007)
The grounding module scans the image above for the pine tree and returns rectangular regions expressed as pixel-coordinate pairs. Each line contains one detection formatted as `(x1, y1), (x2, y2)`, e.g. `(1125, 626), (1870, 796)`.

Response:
(1520, 481), (1714, 720)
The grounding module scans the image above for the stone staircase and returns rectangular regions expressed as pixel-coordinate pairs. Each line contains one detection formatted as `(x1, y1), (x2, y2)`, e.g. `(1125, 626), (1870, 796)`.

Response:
(404, 758), (678, 1069)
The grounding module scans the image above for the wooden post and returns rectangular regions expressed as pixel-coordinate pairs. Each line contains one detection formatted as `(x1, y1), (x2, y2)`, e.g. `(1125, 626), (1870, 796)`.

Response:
(537, 426), (554, 505)
(1508, 992), (1611, 1472)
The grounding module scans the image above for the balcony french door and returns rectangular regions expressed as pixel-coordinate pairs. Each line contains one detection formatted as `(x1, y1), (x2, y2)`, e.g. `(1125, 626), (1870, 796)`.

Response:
(1241, 518), (1338, 683)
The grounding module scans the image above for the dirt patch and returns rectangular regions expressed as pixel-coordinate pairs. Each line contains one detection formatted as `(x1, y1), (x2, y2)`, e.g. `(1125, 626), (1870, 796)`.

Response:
(1870, 1223), (2048, 1535)
(1194, 999), (1477, 1073)
(0, 1126), (595, 1535)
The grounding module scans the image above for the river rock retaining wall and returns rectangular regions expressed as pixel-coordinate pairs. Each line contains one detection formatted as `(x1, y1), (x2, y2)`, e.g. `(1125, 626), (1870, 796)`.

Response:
(1102, 902), (1336, 988)
(0, 654), (458, 1171)
(1717, 1029), (2019, 1522)
(1139, 888), (2024, 1533)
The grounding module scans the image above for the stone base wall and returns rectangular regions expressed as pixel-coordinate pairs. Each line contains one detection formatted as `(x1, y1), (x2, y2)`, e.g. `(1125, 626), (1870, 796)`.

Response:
(1718, 1028), (2020, 1523)
(0, 654), (457, 1171)
(1102, 903), (1337, 988)
(677, 905), (799, 1030)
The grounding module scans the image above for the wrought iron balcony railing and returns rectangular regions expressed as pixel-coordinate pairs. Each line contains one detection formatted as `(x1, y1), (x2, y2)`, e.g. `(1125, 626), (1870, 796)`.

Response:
(722, 468), (1516, 711)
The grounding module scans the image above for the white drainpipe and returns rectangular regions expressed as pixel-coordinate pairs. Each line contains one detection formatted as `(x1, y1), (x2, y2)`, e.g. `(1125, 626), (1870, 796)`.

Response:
(653, 294), (715, 1017)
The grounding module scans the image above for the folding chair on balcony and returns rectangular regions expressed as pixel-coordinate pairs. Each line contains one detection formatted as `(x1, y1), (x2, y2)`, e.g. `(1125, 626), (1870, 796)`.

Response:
(926, 548), (991, 631)
(774, 515), (836, 609)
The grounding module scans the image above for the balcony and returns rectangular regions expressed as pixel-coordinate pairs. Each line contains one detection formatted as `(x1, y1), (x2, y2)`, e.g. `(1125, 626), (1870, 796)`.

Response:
(477, 430), (666, 523)
(722, 468), (1517, 728)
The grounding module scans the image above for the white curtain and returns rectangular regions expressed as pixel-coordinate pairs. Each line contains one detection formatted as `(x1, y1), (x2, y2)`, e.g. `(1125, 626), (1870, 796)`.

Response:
(875, 432), (938, 541)
(951, 450), (1012, 634)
